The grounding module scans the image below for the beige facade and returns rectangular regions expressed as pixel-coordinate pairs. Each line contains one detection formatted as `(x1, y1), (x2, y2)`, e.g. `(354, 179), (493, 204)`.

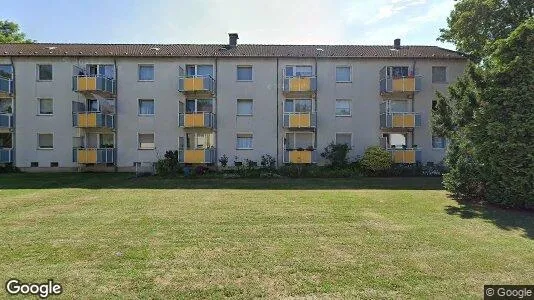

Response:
(0, 41), (467, 171)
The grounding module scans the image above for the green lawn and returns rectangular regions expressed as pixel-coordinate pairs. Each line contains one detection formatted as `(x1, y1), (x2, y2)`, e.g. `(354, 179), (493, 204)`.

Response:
(0, 173), (533, 299)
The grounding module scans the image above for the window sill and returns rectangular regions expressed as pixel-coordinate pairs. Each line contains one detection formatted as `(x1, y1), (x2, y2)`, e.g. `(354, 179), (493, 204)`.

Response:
(138, 114), (155, 116)
(138, 147), (155, 150)
(138, 80), (155, 82)
(37, 114), (54, 116)
(335, 114), (352, 117)
(237, 114), (253, 117)
(236, 148), (254, 150)
(336, 81), (352, 83)
(37, 148), (54, 150)
(36, 80), (53, 82)
(236, 80), (253, 82)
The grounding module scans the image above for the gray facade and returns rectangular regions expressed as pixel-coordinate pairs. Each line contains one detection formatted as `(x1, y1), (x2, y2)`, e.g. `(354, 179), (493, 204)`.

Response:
(0, 40), (467, 171)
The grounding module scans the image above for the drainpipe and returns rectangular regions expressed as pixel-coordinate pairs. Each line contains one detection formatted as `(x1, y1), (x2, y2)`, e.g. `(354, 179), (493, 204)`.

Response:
(215, 57), (218, 166)
(276, 57), (279, 166)
(411, 59), (416, 150)
(114, 58), (118, 172)
(314, 56), (318, 162)
(9, 56), (15, 166)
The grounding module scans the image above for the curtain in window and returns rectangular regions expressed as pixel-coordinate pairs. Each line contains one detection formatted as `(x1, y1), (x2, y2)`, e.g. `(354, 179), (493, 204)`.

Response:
(139, 134), (155, 149)
(335, 100), (350, 115)
(0, 99), (12, 113)
(294, 99), (312, 112)
(237, 100), (253, 115)
(197, 65), (213, 76)
(336, 134), (351, 146)
(138, 66), (154, 80)
(39, 99), (53, 114)
(237, 67), (252, 80)
(336, 67), (351, 82)
(237, 135), (253, 149)
(39, 134), (53, 148)
(196, 99), (213, 112)
(139, 100), (154, 115)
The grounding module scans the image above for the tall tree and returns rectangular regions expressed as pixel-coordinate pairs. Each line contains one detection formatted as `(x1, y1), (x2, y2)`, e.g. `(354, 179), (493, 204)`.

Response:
(433, 0), (534, 208)
(0, 20), (33, 43)
(438, 0), (533, 62)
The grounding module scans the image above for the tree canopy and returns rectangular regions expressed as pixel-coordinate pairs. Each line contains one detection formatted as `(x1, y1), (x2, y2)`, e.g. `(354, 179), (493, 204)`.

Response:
(0, 20), (33, 43)
(433, 0), (534, 208)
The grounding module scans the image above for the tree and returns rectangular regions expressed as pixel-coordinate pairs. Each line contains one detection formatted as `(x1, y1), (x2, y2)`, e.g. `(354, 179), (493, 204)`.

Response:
(438, 0), (533, 62)
(433, 0), (534, 208)
(0, 20), (33, 43)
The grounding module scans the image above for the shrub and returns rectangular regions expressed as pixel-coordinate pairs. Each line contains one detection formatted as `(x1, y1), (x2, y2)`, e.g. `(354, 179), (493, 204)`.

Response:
(260, 154), (276, 169)
(195, 165), (209, 176)
(0, 163), (20, 173)
(320, 142), (350, 168)
(245, 159), (257, 169)
(218, 154), (228, 168)
(155, 150), (182, 176)
(360, 146), (393, 176)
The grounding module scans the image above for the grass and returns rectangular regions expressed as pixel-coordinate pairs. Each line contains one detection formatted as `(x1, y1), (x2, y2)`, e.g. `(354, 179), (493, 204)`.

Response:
(0, 173), (533, 299)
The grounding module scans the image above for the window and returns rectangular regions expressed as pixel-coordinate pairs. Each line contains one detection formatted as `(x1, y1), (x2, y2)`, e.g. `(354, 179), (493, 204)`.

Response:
(31, 162), (39, 167)
(236, 133), (253, 149)
(387, 66), (409, 78)
(100, 134), (114, 148)
(138, 99), (155, 115)
(0, 99), (12, 114)
(138, 133), (155, 149)
(185, 133), (213, 149)
(185, 99), (213, 113)
(284, 99), (312, 113)
(285, 65), (312, 77)
(38, 133), (53, 149)
(285, 132), (314, 149)
(336, 133), (352, 147)
(50, 162), (59, 167)
(186, 65), (213, 77)
(37, 64), (53, 81)
(0, 133), (12, 148)
(38, 98), (53, 115)
(87, 99), (99, 112)
(0, 65), (13, 79)
(237, 66), (253, 81)
(87, 64), (115, 79)
(335, 99), (351, 116)
(432, 136), (447, 149)
(237, 99), (253, 116)
(432, 66), (447, 83)
(336, 66), (351, 82)
(138, 65), (154, 81)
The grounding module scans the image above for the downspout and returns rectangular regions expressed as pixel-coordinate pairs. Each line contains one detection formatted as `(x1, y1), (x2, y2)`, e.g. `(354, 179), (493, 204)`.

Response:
(411, 59), (416, 149)
(9, 56), (15, 166)
(215, 57), (218, 166)
(276, 58), (279, 166)
(314, 56), (318, 162)
(114, 57), (118, 171)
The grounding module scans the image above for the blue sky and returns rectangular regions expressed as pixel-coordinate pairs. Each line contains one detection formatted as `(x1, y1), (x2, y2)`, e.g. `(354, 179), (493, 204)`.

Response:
(3, 0), (456, 49)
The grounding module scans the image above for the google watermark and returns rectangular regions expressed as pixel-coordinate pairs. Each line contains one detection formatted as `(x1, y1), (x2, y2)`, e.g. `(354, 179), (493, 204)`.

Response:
(485, 285), (534, 299)
(5, 279), (62, 298)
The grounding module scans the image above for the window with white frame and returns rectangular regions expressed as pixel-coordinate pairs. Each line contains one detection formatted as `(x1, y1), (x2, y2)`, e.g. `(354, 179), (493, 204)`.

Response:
(237, 66), (252, 81)
(0, 65), (13, 79)
(99, 134), (115, 148)
(236, 133), (253, 149)
(335, 66), (351, 82)
(237, 99), (253, 115)
(138, 99), (155, 115)
(138, 133), (155, 149)
(38, 133), (53, 149)
(186, 99), (213, 113)
(87, 99), (99, 112)
(335, 133), (352, 147)
(38, 98), (53, 115)
(186, 65), (213, 77)
(37, 64), (53, 81)
(138, 64), (154, 81)
(0, 98), (12, 114)
(285, 132), (314, 150)
(284, 99), (312, 113)
(432, 66), (447, 83)
(432, 136), (447, 149)
(186, 133), (213, 149)
(285, 65), (313, 77)
(335, 99), (351, 116)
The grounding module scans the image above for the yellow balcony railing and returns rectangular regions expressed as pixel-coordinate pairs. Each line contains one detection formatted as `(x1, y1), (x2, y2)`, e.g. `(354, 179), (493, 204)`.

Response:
(72, 75), (116, 96)
(283, 112), (317, 128)
(73, 112), (115, 128)
(380, 112), (421, 128)
(178, 75), (215, 94)
(283, 76), (317, 93)
(178, 112), (215, 128)
(283, 149), (317, 164)
(73, 148), (116, 164)
(387, 148), (422, 164)
(380, 76), (422, 94)
(179, 148), (216, 164)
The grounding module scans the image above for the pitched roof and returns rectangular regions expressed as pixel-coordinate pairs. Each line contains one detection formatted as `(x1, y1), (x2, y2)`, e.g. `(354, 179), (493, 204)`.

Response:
(0, 43), (466, 59)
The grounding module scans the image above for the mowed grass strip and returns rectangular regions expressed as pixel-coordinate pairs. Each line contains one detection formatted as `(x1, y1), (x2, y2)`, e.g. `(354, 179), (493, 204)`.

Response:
(0, 173), (533, 299)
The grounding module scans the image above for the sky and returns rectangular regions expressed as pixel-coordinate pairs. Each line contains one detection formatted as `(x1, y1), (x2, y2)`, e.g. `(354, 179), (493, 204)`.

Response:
(2, 0), (456, 49)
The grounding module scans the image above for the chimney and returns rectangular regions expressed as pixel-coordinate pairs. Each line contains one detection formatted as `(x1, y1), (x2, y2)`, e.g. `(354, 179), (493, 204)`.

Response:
(394, 38), (401, 49)
(228, 33), (239, 47)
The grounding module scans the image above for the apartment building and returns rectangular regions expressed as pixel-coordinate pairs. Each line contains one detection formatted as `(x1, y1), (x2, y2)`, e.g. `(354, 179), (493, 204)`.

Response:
(0, 34), (467, 171)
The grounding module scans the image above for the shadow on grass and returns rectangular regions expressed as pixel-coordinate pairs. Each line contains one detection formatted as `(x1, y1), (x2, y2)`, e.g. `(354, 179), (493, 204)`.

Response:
(445, 203), (534, 239)
(0, 172), (445, 190)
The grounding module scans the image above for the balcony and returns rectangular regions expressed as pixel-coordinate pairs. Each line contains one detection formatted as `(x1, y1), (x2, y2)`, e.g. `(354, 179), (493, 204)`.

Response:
(282, 76), (317, 94)
(72, 75), (116, 97)
(283, 149), (318, 164)
(0, 114), (13, 129)
(178, 75), (215, 94)
(73, 112), (114, 129)
(179, 148), (216, 164)
(73, 148), (116, 164)
(178, 112), (216, 129)
(0, 148), (14, 163)
(387, 148), (422, 164)
(380, 112), (421, 129)
(283, 112), (317, 129)
(380, 76), (422, 95)
(0, 77), (13, 97)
